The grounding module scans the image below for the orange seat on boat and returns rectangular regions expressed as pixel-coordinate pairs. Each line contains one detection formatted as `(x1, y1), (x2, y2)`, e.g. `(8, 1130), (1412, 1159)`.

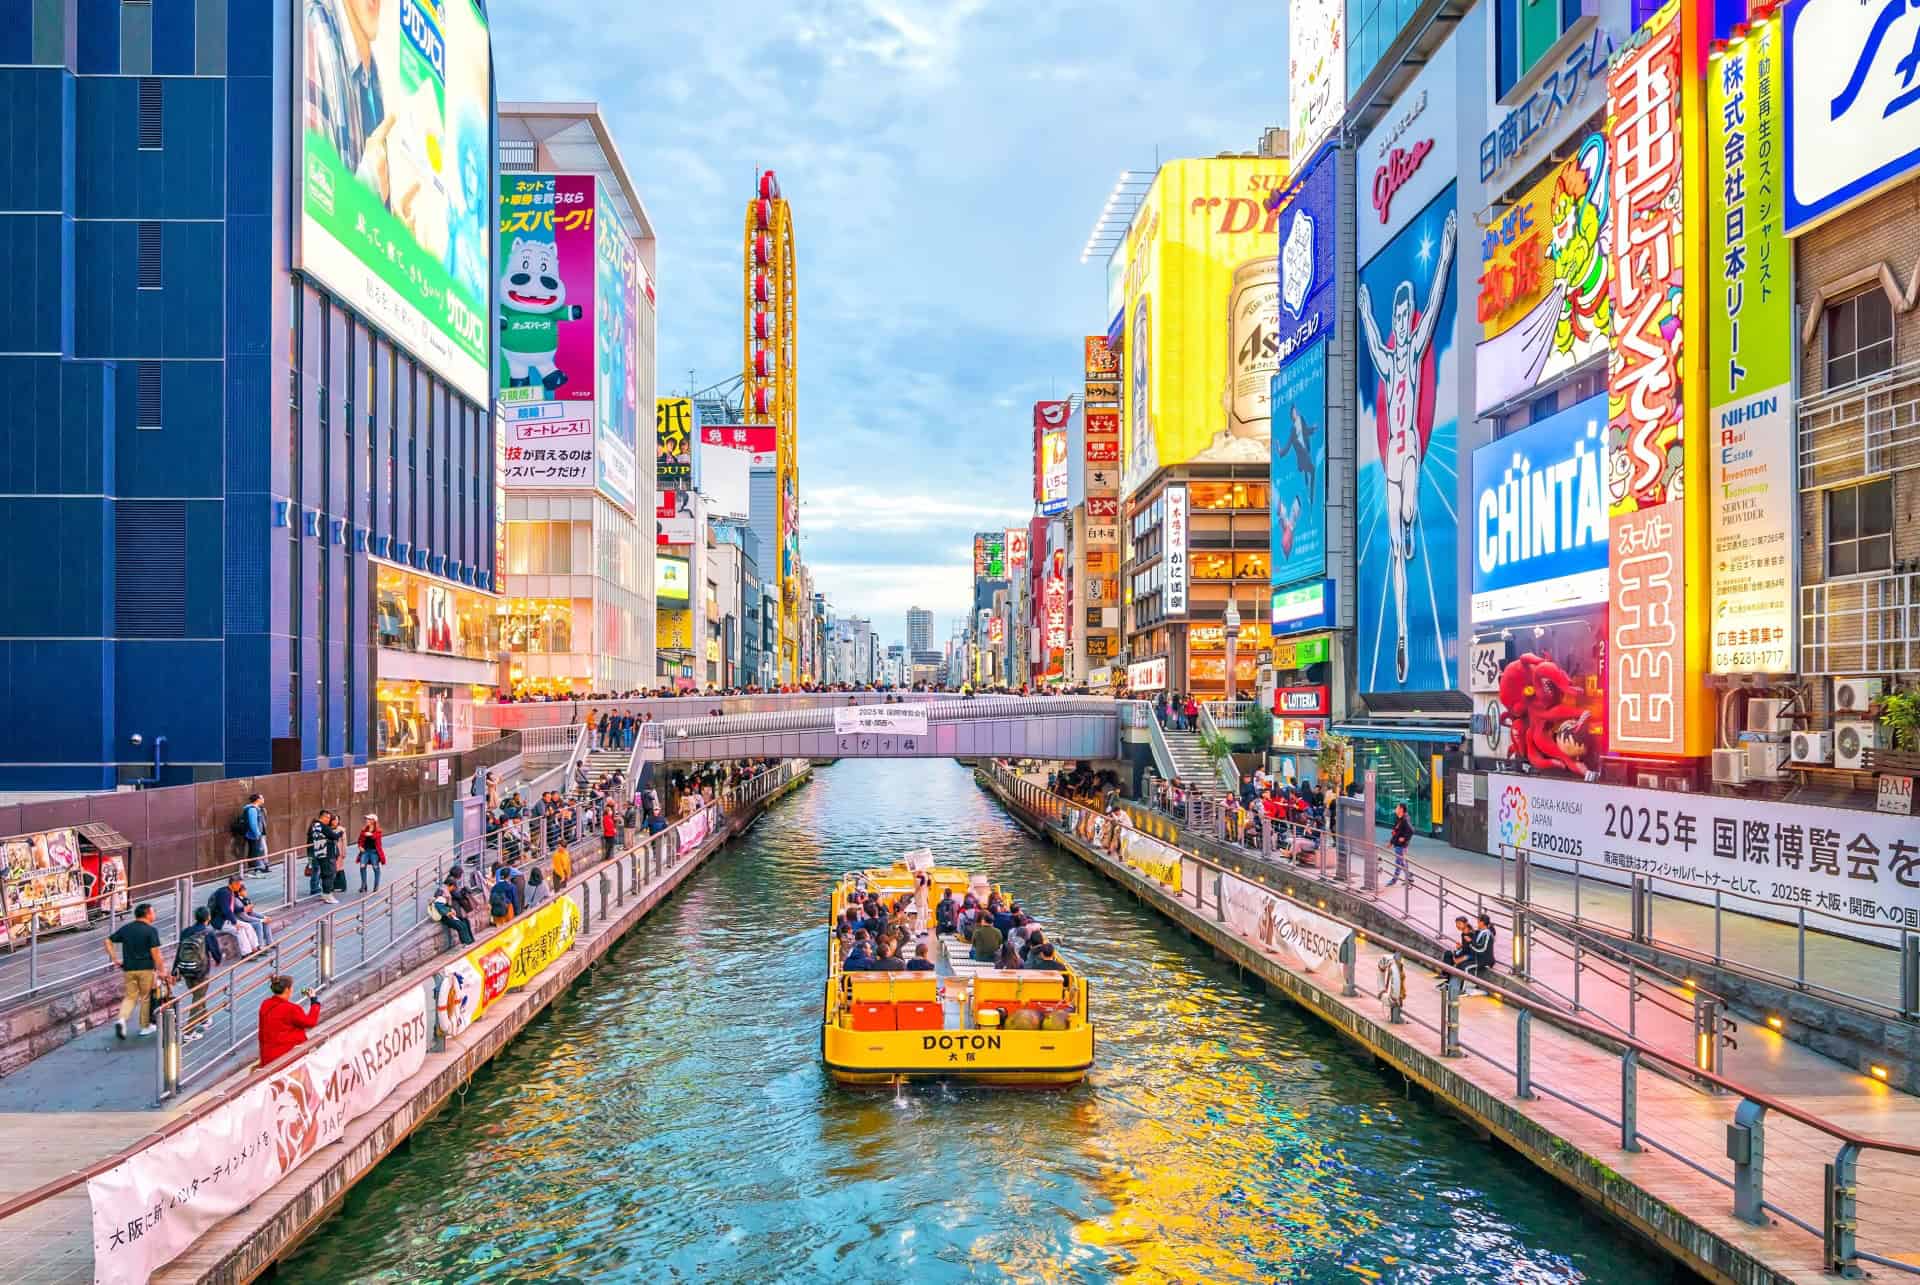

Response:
(895, 1001), (943, 1030)
(850, 1001), (896, 1031)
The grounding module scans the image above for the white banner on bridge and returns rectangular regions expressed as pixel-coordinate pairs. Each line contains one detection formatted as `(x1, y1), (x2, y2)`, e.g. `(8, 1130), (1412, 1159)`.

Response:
(1217, 870), (1352, 972)
(88, 988), (431, 1285)
(833, 705), (929, 736)
(1485, 773), (1920, 942)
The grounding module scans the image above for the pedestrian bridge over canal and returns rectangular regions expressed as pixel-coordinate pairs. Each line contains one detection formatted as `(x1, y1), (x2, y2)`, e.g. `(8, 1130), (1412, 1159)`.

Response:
(639, 696), (1124, 763)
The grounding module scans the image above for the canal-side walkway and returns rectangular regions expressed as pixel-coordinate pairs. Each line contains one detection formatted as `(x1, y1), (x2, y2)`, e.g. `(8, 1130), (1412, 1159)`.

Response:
(986, 768), (1920, 1284)
(0, 766), (812, 1285)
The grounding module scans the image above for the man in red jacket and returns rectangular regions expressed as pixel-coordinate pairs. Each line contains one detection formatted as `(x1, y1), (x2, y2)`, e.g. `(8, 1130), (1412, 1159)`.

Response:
(257, 974), (322, 1066)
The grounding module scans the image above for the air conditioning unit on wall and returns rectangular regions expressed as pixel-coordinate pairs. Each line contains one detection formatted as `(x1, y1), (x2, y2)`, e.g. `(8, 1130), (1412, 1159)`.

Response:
(1711, 748), (1749, 785)
(1790, 731), (1832, 764)
(1835, 720), (1879, 770)
(1746, 699), (1788, 736)
(1833, 677), (1884, 714)
(1746, 741), (1790, 780)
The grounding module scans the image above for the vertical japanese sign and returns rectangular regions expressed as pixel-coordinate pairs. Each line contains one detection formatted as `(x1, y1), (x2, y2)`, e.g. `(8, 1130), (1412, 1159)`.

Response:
(1708, 18), (1795, 673)
(1034, 401), (1072, 514)
(1605, 0), (1702, 757)
(656, 397), (695, 492)
(1083, 334), (1122, 664)
(1165, 486), (1189, 617)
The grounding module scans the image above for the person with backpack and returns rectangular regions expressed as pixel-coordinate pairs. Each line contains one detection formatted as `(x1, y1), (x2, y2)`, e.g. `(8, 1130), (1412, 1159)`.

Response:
(173, 906), (223, 1042)
(356, 814), (386, 893)
(488, 866), (519, 925)
(232, 793), (269, 873)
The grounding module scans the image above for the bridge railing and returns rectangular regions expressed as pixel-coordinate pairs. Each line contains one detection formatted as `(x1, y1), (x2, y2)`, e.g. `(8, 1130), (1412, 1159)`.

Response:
(650, 695), (1120, 740)
(982, 760), (1920, 1278)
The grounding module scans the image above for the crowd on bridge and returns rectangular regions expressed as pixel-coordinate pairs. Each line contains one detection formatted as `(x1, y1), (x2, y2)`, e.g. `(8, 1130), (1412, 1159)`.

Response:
(497, 680), (1126, 705)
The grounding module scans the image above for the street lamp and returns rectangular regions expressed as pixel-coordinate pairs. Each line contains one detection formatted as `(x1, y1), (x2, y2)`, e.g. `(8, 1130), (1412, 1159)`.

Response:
(1223, 597), (1243, 703)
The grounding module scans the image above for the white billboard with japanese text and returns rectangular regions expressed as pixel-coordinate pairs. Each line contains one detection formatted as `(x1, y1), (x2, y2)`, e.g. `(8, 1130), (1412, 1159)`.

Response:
(1487, 773), (1919, 942)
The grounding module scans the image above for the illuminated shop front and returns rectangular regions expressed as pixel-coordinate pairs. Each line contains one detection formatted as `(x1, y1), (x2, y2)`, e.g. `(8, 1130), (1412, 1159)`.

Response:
(372, 562), (501, 758)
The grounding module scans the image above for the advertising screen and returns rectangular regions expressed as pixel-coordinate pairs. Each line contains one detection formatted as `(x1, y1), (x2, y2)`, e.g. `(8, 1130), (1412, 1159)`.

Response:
(1290, 0), (1346, 163)
(1473, 135), (1613, 414)
(656, 397), (695, 491)
(656, 555), (690, 603)
(1784, 0), (1920, 231)
(1606, 0), (1697, 756)
(1274, 140), (1339, 370)
(593, 186), (640, 513)
(497, 175), (595, 405)
(974, 532), (1007, 580)
(697, 438), (751, 521)
(298, 0), (492, 403)
(700, 423), (776, 467)
(1034, 401), (1071, 514)
(1469, 396), (1610, 623)
(1470, 616), (1607, 774)
(1270, 341), (1329, 589)
(1709, 17), (1795, 674)
(1119, 157), (1290, 497)
(501, 402), (594, 488)
(1355, 184), (1461, 694)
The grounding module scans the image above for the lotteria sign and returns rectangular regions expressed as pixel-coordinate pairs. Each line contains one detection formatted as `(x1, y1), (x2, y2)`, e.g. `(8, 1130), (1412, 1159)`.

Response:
(1470, 395), (1610, 622)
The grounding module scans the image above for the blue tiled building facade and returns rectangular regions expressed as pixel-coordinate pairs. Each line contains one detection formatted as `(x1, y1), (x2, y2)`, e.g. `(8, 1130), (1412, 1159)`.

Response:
(0, 2), (497, 788)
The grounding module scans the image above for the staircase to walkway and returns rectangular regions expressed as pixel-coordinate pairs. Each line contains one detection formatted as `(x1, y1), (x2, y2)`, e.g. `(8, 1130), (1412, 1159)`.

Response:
(1156, 726), (1221, 794)
(579, 744), (633, 783)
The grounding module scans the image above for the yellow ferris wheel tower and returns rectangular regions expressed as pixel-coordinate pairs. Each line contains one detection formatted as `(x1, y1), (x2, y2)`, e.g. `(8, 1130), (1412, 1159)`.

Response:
(744, 170), (799, 684)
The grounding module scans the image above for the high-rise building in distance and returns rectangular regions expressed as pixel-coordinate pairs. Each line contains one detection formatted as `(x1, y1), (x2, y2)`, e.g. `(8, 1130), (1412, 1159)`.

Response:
(906, 607), (933, 655)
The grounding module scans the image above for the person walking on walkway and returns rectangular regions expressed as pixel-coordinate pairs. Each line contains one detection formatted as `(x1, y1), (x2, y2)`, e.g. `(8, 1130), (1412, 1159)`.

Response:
(106, 902), (165, 1039)
(1182, 694), (1199, 730)
(173, 906), (222, 1041)
(257, 975), (321, 1066)
(239, 793), (269, 873)
(1386, 803), (1414, 887)
(356, 814), (386, 893)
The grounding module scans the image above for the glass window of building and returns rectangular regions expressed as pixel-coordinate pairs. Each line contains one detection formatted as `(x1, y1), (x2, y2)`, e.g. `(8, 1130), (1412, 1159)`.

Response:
(1348, 0), (1423, 90)
(376, 570), (417, 650)
(1825, 478), (1894, 578)
(498, 599), (574, 653)
(1824, 290), (1894, 390)
(1189, 482), (1268, 510)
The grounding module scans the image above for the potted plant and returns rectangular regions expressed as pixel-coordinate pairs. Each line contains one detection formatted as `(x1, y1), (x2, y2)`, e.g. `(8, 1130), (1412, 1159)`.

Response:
(1316, 731), (1351, 788)
(1878, 687), (1920, 774)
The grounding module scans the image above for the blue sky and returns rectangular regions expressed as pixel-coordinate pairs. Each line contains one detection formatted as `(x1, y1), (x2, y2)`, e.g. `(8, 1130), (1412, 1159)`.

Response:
(493, 1), (1288, 644)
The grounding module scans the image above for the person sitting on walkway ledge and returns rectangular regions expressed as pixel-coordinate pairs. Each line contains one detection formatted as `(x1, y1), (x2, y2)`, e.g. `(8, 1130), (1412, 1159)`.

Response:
(257, 975), (321, 1066)
(431, 880), (475, 946)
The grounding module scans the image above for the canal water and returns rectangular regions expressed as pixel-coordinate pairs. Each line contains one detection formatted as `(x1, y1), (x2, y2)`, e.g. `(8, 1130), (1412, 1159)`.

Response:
(282, 759), (1673, 1283)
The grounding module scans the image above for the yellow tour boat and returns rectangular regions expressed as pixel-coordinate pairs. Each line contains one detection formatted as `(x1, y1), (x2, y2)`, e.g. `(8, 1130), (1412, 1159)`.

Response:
(821, 850), (1094, 1087)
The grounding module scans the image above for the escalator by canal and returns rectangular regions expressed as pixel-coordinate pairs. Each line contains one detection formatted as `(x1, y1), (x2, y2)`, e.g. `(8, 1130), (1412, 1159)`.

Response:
(280, 760), (1675, 1283)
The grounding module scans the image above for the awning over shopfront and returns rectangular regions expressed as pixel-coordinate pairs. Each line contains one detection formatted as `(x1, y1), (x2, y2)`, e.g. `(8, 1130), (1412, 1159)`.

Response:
(1332, 723), (1466, 745)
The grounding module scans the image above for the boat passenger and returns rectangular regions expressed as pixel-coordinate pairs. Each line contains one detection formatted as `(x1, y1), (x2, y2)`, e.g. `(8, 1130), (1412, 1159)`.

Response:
(970, 914), (1004, 963)
(1020, 928), (1047, 965)
(935, 890), (957, 934)
(994, 939), (1022, 970)
(842, 933), (875, 971)
(992, 903), (1017, 935)
(907, 943), (936, 972)
(955, 902), (980, 938)
(1028, 943), (1066, 972)
(876, 939), (908, 972)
